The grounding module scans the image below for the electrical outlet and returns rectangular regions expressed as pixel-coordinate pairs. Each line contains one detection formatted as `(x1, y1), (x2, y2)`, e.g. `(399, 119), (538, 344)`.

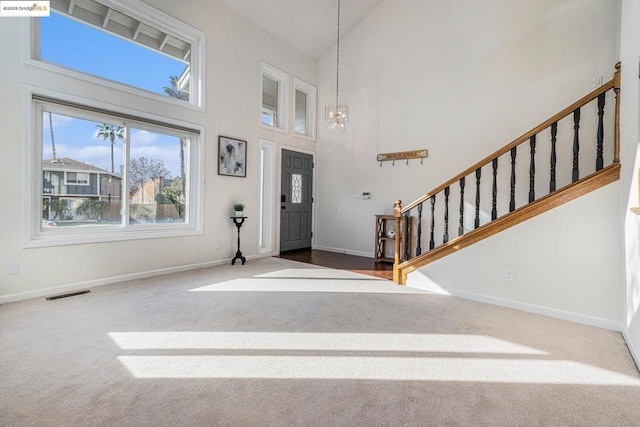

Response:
(592, 76), (603, 88)
(7, 262), (19, 275)
(503, 268), (514, 282)
(215, 240), (221, 249)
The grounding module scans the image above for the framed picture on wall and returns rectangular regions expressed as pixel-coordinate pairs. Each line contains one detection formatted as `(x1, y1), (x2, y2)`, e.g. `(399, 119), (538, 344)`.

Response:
(218, 135), (247, 177)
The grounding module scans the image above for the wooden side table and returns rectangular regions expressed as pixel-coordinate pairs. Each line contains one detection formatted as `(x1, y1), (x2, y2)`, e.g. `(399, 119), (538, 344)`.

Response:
(374, 214), (412, 263)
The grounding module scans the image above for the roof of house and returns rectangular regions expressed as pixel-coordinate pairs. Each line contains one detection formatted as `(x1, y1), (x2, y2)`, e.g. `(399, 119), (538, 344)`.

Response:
(42, 158), (119, 177)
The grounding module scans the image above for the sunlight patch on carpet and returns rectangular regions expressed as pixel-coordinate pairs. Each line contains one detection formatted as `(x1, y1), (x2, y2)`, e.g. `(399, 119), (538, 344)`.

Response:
(118, 355), (640, 385)
(189, 268), (429, 294)
(109, 332), (547, 354)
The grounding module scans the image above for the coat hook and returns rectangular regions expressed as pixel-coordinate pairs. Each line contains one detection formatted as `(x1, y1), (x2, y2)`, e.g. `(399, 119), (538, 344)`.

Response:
(392, 160), (395, 166)
(379, 161), (382, 167)
(420, 158), (424, 164)
(406, 159), (409, 165)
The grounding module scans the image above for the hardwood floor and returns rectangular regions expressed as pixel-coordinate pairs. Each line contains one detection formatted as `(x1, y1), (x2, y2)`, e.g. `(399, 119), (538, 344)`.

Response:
(278, 249), (393, 281)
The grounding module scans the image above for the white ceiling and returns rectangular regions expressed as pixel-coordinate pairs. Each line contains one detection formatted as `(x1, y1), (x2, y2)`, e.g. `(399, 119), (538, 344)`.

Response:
(216, 0), (385, 60)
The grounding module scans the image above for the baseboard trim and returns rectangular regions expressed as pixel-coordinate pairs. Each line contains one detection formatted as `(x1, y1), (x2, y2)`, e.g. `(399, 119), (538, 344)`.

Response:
(622, 329), (640, 372)
(313, 245), (374, 259)
(0, 254), (267, 304)
(407, 284), (622, 331)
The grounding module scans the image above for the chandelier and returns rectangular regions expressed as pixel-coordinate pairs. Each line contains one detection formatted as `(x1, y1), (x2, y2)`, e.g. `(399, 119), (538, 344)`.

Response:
(325, 0), (349, 132)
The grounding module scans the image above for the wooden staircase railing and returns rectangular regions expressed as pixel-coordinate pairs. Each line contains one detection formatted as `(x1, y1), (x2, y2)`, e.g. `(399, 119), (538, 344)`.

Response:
(393, 63), (621, 285)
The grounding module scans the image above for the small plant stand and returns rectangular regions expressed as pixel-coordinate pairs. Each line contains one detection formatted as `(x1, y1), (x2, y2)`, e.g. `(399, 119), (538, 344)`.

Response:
(230, 216), (247, 265)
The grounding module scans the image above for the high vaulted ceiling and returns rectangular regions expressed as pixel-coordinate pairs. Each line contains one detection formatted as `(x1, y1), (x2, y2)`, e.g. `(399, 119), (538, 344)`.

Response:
(216, 0), (385, 60)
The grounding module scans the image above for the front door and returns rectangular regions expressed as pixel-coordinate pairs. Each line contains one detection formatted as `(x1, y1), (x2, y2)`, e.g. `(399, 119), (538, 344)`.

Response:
(280, 149), (313, 252)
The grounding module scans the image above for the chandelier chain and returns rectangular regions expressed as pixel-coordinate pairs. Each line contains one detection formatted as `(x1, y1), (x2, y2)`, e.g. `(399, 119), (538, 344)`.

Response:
(335, 0), (341, 106)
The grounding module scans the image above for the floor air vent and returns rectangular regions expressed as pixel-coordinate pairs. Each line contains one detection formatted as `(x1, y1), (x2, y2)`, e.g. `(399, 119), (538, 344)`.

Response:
(46, 290), (90, 301)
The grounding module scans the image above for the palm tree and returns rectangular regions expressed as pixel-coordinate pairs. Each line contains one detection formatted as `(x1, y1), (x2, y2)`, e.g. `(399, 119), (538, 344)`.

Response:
(163, 75), (188, 195)
(163, 75), (189, 101)
(96, 123), (124, 174)
(48, 112), (57, 162)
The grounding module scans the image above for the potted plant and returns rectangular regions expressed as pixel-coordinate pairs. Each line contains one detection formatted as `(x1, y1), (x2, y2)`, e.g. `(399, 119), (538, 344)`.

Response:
(233, 203), (245, 217)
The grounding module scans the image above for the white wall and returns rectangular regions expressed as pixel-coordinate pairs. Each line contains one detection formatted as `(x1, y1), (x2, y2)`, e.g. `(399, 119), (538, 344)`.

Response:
(0, 0), (317, 300)
(313, 0), (626, 330)
(407, 184), (623, 329)
(315, 0), (621, 257)
(619, 0), (640, 367)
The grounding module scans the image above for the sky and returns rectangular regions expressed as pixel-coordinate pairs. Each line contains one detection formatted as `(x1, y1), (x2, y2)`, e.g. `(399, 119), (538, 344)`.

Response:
(43, 113), (184, 177)
(39, 12), (188, 177)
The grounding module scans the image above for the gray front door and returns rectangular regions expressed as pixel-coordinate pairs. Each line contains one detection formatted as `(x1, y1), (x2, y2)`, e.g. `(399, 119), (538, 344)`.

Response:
(280, 149), (313, 252)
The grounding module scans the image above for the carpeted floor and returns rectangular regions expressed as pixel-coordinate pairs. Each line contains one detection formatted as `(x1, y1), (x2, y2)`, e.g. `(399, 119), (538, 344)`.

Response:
(1, 257), (639, 426)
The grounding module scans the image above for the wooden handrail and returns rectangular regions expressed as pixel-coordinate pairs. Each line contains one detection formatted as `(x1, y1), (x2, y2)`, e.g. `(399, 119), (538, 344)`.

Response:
(401, 65), (620, 214)
(394, 63), (622, 285)
(614, 61), (621, 163)
(395, 164), (620, 284)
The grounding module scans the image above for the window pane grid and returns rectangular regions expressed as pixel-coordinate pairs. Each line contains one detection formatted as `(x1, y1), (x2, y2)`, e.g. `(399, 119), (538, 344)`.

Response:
(38, 101), (194, 232)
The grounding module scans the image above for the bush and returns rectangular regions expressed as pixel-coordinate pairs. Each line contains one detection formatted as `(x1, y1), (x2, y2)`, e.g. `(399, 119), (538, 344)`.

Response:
(75, 199), (107, 220)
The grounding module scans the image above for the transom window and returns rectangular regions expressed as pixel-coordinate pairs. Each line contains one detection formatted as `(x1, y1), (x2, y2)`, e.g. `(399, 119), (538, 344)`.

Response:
(262, 75), (279, 126)
(31, 0), (203, 107)
(260, 62), (288, 131)
(293, 78), (317, 140)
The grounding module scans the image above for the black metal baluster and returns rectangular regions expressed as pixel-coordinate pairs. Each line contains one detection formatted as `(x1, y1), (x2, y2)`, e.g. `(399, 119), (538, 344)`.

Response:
(458, 177), (465, 236)
(596, 93), (605, 171)
(429, 195), (436, 250)
(491, 158), (498, 220)
(416, 203), (423, 256)
(510, 147), (517, 212)
(572, 108), (580, 182)
(550, 122), (557, 192)
(443, 186), (450, 243)
(474, 168), (481, 229)
(403, 211), (410, 261)
(529, 135), (536, 203)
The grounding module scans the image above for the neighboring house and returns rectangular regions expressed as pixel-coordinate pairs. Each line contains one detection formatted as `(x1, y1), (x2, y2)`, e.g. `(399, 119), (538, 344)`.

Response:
(42, 157), (122, 220)
(130, 177), (171, 205)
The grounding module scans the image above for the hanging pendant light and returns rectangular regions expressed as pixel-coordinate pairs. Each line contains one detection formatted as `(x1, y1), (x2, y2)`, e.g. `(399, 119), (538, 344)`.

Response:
(325, 0), (349, 132)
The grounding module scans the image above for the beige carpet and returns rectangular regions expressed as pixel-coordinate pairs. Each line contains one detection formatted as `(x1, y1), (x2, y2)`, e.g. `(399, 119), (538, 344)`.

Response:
(1, 257), (639, 426)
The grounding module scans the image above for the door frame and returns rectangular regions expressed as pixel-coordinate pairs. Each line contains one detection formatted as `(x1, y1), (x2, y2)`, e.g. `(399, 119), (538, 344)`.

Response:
(276, 144), (316, 254)
(257, 140), (317, 256)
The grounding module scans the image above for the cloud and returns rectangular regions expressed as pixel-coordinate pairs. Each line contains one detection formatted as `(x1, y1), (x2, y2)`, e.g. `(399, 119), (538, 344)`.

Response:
(130, 145), (181, 177)
(43, 144), (120, 172)
(130, 130), (158, 145)
(42, 113), (74, 132)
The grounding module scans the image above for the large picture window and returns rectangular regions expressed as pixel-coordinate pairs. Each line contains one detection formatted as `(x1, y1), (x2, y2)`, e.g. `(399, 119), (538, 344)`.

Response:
(30, 0), (204, 107)
(30, 93), (202, 246)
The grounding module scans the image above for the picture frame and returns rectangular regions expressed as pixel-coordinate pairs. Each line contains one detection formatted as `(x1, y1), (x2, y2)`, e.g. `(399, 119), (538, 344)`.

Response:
(218, 135), (247, 177)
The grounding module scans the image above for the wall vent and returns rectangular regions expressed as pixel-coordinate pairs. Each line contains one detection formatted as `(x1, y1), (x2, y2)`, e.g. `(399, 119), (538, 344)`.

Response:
(46, 290), (90, 301)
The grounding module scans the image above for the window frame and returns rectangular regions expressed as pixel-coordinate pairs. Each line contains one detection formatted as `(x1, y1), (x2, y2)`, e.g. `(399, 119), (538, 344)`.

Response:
(24, 85), (204, 248)
(260, 62), (289, 133)
(293, 77), (317, 140)
(64, 172), (90, 186)
(23, 0), (206, 111)
(258, 139), (276, 254)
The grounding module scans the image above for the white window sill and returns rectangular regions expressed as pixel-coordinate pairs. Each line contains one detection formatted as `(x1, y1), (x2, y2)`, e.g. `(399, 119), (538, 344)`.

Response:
(24, 58), (205, 113)
(25, 226), (202, 249)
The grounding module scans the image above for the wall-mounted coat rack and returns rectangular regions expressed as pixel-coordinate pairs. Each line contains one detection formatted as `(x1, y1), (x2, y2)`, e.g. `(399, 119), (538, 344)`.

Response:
(377, 149), (428, 166)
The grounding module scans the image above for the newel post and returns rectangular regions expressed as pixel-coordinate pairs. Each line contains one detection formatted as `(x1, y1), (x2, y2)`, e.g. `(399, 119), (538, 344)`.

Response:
(613, 61), (621, 163)
(393, 199), (403, 284)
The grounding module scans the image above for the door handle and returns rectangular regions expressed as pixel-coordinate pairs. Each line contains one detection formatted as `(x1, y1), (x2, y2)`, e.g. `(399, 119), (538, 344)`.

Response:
(281, 206), (286, 210)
